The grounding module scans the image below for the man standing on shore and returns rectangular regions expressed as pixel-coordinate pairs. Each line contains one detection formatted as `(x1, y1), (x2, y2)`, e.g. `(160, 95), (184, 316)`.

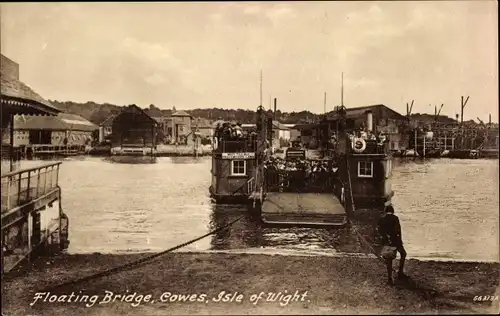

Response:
(377, 204), (407, 285)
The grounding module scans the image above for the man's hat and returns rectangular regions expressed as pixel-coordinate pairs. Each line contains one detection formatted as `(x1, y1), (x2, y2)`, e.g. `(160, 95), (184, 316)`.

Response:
(385, 204), (395, 213)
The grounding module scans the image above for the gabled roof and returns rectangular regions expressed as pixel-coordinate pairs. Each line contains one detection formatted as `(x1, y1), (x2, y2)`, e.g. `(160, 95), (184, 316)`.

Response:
(1, 54), (60, 116)
(273, 122), (289, 130)
(58, 113), (98, 131)
(100, 114), (117, 127)
(14, 115), (67, 130)
(14, 112), (98, 131)
(172, 110), (192, 117)
(116, 104), (158, 124)
(326, 104), (405, 121)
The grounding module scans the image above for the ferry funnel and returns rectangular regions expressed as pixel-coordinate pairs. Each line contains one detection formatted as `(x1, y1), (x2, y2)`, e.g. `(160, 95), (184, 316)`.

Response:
(366, 110), (373, 132)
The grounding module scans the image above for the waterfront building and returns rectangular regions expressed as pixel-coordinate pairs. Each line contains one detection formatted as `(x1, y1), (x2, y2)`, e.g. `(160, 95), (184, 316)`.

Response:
(98, 114), (116, 142)
(110, 104), (158, 149)
(193, 117), (214, 138)
(170, 110), (193, 145)
(283, 123), (301, 142)
(241, 121), (292, 149)
(10, 112), (97, 147)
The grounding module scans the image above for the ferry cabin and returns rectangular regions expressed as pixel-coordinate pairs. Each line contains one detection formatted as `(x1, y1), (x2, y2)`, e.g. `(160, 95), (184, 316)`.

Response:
(344, 136), (393, 211)
(210, 136), (261, 203)
(329, 109), (394, 217)
(210, 107), (269, 204)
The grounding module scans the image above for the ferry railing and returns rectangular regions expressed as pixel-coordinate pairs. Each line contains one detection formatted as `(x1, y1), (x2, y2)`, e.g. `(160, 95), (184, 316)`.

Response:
(1, 162), (62, 214)
(216, 139), (257, 153)
(245, 177), (255, 195)
(348, 139), (390, 155)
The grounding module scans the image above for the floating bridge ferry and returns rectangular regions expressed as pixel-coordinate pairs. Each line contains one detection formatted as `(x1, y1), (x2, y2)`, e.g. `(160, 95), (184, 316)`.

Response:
(210, 105), (394, 227)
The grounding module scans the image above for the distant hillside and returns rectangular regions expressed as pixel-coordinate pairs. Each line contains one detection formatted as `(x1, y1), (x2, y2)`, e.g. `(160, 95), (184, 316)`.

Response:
(49, 100), (323, 125)
(51, 100), (481, 128)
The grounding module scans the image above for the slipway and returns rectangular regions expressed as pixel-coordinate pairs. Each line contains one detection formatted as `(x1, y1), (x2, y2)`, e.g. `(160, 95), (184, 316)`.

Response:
(261, 192), (348, 227)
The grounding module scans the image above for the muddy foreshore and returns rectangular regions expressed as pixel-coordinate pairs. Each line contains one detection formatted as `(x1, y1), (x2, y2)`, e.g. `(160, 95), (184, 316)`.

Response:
(2, 252), (499, 315)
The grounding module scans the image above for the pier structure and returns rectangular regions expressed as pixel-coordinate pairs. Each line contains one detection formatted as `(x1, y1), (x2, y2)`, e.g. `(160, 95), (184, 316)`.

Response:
(1, 162), (69, 273)
(1, 53), (70, 274)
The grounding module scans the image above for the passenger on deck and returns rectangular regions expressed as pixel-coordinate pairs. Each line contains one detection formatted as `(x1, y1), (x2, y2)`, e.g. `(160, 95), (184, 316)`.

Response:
(234, 123), (243, 138)
(377, 204), (408, 285)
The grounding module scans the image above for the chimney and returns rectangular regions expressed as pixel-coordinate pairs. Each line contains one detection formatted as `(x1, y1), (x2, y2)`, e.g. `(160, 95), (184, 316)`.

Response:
(366, 110), (373, 132)
(273, 98), (277, 121)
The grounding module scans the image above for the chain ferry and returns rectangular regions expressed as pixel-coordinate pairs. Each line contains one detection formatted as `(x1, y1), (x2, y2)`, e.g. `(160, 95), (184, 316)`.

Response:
(210, 104), (394, 227)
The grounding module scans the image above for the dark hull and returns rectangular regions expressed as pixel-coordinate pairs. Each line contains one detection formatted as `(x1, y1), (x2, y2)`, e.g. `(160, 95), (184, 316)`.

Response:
(416, 148), (443, 158)
(209, 185), (251, 205)
(447, 149), (480, 159)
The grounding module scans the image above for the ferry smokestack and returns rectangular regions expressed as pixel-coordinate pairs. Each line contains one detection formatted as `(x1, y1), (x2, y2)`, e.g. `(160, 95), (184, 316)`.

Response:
(366, 110), (373, 132)
(274, 98), (277, 120)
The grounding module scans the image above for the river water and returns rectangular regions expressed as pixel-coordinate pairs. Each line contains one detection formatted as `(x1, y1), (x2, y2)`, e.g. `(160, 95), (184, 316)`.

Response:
(13, 156), (499, 262)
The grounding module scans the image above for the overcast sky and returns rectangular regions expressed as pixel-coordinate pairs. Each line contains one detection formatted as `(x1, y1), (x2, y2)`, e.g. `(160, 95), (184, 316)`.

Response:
(1, 1), (498, 121)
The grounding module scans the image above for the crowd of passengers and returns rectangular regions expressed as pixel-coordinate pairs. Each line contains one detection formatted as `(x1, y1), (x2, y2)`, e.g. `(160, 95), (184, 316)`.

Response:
(264, 157), (339, 192)
(214, 122), (256, 141)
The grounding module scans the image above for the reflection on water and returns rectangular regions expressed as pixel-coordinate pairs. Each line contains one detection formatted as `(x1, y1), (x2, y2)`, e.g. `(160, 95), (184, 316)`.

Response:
(10, 156), (499, 261)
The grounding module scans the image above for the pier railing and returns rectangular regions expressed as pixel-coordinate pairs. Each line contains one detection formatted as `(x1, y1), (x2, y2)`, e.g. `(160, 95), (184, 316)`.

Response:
(1, 162), (62, 214)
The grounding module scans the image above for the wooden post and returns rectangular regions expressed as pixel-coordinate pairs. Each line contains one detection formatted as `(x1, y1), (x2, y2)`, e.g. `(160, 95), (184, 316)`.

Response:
(423, 133), (426, 158)
(461, 96), (464, 125)
(414, 129), (417, 157)
(17, 172), (22, 205)
(9, 113), (14, 172)
(26, 171), (31, 200)
(444, 133), (447, 150)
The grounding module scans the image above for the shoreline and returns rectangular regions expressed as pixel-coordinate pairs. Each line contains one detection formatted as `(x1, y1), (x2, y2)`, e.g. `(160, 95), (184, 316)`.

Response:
(63, 248), (500, 264)
(3, 252), (499, 315)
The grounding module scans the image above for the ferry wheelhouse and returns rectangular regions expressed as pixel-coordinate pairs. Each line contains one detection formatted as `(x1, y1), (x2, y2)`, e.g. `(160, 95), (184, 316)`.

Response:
(260, 106), (394, 226)
(209, 106), (270, 204)
(324, 107), (394, 218)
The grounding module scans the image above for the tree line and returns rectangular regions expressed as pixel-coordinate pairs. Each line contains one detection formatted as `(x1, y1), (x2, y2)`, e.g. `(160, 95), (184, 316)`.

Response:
(50, 100), (468, 127)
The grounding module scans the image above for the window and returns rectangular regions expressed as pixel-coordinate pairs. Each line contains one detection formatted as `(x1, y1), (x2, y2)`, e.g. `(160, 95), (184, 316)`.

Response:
(358, 161), (373, 178)
(231, 160), (246, 176)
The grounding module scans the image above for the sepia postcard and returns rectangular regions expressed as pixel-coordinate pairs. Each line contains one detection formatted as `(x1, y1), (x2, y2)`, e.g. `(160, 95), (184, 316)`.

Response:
(1, 1), (498, 315)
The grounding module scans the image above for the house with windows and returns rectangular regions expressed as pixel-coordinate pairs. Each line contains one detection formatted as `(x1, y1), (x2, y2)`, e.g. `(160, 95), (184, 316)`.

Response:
(98, 114), (116, 142)
(170, 110), (193, 145)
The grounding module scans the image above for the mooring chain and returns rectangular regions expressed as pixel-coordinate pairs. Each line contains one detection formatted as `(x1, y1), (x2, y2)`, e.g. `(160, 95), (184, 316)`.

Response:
(345, 159), (440, 303)
(39, 179), (253, 292)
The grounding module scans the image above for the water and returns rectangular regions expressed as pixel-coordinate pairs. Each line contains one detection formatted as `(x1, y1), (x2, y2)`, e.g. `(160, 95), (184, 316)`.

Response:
(11, 156), (499, 262)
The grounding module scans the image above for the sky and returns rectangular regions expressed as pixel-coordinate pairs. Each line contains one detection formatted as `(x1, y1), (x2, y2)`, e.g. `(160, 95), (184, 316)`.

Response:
(1, 1), (498, 121)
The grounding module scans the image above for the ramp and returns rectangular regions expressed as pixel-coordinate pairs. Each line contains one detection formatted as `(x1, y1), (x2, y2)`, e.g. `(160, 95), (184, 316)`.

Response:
(261, 192), (347, 227)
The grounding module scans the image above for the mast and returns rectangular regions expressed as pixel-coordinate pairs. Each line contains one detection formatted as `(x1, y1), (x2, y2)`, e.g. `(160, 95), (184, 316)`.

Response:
(324, 92), (327, 114)
(260, 70), (263, 107)
(341, 72), (344, 107)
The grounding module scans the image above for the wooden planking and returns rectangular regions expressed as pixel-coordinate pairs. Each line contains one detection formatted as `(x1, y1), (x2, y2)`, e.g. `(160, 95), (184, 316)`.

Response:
(262, 192), (346, 215)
